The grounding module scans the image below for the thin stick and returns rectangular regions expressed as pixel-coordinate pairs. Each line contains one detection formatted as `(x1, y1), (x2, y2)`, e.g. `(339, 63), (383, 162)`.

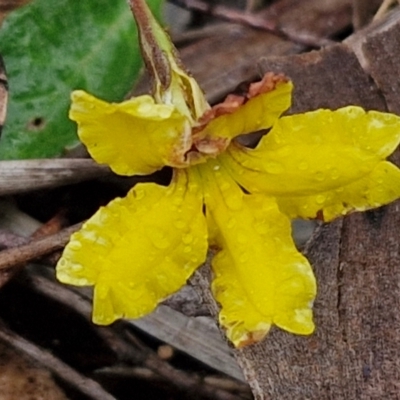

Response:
(0, 159), (110, 196)
(373, 0), (399, 21)
(0, 320), (117, 400)
(27, 273), (249, 400)
(0, 223), (82, 270)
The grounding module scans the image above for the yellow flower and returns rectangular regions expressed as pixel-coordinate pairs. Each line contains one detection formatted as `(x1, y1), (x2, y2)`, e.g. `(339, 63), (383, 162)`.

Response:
(56, 0), (400, 348)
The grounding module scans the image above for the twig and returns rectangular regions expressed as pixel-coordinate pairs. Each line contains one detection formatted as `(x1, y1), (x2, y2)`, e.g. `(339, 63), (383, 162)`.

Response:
(0, 223), (82, 270)
(0, 230), (29, 250)
(26, 272), (249, 400)
(168, 0), (334, 48)
(0, 159), (110, 196)
(373, 0), (400, 21)
(93, 365), (158, 381)
(0, 319), (117, 400)
(125, 330), (246, 400)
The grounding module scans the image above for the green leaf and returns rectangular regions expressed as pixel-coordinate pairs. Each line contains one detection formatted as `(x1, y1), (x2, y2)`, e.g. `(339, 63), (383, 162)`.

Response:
(0, 0), (164, 159)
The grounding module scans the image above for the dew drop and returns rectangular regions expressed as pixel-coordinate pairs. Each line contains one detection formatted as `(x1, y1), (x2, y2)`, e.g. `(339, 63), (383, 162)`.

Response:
(221, 182), (231, 191)
(316, 195), (325, 205)
(190, 255), (200, 263)
(331, 168), (340, 180)
(183, 246), (192, 253)
(135, 188), (145, 200)
(172, 196), (183, 206)
(189, 181), (199, 191)
(77, 278), (90, 286)
(255, 223), (268, 235)
(213, 165), (221, 171)
(239, 253), (249, 263)
(174, 219), (186, 229)
(236, 232), (248, 244)
(315, 171), (324, 182)
(265, 161), (284, 174)
(225, 191), (242, 210)
(71, 263), (83, 272)
(240, 159), (251, 168)
(182, 233), (194, 244)
(299, 162), (308, 171)
(68, 240), (82, 251)
(150, 230), (171, 249)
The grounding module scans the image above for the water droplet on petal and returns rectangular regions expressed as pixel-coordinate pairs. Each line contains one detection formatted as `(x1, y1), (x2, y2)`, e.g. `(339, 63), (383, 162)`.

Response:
(58, 258), (67, 267)
(299, 162), (308, 171)
(221, 182), (231, 191)
(255, 222), (268, 235)
(331, 168), (340, 180)
(135, 188), (145, 200)
(183, 246), (192, 253)
(224, 187), (243, 210)
(236, 232), (247, 244)
(315, 171), (324, 182)
(68, 240), (82, 251)
(71, 263), (83, 271)
(172, 196), (183, 206)
(265, 161), (284, 174)
(77, 278), (90, 285)
(174, 219), (186, 229)
(182, 233), (194, 244)
(316, 195), (325, 205)
(189, 181), (199, 191)
(149, 230), (171, 249)
(213, 165), (221, 171)
(190, 255), (201, 263)
(239, 253), (249, 263)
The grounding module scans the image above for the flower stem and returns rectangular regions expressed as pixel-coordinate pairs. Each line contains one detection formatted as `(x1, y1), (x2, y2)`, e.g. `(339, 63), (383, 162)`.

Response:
(128, 0), (171, 89)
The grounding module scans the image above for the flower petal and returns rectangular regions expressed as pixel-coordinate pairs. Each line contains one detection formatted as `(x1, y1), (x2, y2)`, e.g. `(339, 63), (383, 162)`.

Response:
(197, 81), (292, 140)
(56, 169), (207, 325)
(70, 90), (190, 176)
(222, 107), (400, 220)
(277, 161), (400, 220)
(197, 161), (316, 347)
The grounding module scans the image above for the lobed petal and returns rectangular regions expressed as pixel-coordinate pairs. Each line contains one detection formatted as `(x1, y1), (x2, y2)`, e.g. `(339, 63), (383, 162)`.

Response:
(196, 81), (292, 140)
(56, 169), (208, 325)
(277, 161), (400, 220)
(222, 107), (400, 220)
(70, 90), (190, 176)
(197, 161), (316, 347)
